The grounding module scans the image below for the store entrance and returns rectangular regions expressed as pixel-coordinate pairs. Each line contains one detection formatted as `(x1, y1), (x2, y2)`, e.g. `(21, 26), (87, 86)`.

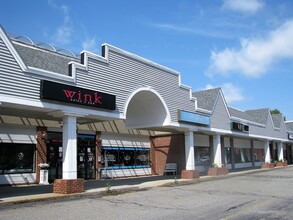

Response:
(286, 145), (292, 164)
(47, 132), (63, 183)
(47, 133), (96, 182)
(77, 135), (96, 180)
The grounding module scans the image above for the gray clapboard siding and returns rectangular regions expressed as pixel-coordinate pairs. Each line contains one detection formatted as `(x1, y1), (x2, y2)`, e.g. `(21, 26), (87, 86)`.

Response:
(76, 46), (195, 123)
(210, 94), (230, 130)
(0, 38), (40, 100)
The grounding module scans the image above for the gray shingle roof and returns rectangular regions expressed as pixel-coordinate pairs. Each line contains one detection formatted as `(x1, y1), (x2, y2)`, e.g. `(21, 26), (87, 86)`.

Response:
(228, 107), (253, 121)
(12, 42), (78, 75)
(245, 109), (269, 125)
(285, 122), (293, 132)
(271, 114), (282, 128)
(192, 88), (220, 111)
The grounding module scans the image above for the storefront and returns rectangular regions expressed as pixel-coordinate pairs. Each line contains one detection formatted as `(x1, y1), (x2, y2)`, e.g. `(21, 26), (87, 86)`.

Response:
(1, 25), (293, 191)
(0, 25), (197, 188)
(194, 134), (211, 173)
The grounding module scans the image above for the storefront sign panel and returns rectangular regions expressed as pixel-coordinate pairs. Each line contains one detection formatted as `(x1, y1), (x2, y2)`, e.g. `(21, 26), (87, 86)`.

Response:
(231, 122), (249, 133)
(178, 110), (210, 126)
(40, 80), (116, 110)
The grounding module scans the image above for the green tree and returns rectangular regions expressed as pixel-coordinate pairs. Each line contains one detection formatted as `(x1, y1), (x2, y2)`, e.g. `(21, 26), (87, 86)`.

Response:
(271, 109), (281, 114)
(271, 109), (286, 121)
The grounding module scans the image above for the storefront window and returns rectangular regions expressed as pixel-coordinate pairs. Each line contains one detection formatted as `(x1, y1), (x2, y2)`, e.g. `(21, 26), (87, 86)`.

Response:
(194, 147), (211, 166)
(235, 148), (252, 163)
(253, 149), (265, 162)
(0, 143), (35, 174)
(101, 147), (150, 168)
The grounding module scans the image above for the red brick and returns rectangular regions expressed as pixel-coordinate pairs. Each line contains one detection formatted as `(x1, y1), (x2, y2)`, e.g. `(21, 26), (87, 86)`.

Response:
(207, 167), (229, 176)
(181, 170), (200, 179)
(36, 127), (47, 184)
(53, 179), (84, 194)
(151, 134), (185, 176)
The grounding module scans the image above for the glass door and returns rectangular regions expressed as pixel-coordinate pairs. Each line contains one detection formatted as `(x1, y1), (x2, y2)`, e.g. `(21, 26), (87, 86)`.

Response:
(77, 135), (96, 180)
(47, 132), (63, 182)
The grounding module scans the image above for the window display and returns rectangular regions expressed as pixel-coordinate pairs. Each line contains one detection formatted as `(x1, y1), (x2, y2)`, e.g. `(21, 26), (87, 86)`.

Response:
(101, 147), (150, 168)
(194, 147), (211, 166)
(0, 143), (35, 174)
(253, 149), (265, 162)
(235, 148), (252, 163)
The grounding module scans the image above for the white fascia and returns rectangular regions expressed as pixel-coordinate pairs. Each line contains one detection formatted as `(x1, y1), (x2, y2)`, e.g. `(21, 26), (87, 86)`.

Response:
(230, 116), (266, 128)
(80, 50), (108, 65)
(177, 122), (288, 142)
(218, 90), (231, 119)
(26, 66), (75, 83)
(177, 74), (197, 111)
(0, 26), (27, 71)
(123, 86), (172, 124)
(69, 50), (108, 79)
(0, 26), (77, 83)
(0, 94), (122, 120)
(196, 108), (212, 115)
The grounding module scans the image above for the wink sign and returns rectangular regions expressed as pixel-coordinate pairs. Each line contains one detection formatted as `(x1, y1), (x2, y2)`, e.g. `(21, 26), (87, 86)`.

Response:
(40, 80), (116, 110)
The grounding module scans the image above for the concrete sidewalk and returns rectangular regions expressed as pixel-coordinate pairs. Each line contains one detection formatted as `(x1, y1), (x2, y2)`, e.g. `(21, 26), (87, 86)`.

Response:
(0, 167), (278, 206)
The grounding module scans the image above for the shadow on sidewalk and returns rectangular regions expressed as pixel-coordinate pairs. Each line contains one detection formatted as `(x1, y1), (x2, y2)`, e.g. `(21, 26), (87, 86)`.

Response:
(0, 175), (177, 199)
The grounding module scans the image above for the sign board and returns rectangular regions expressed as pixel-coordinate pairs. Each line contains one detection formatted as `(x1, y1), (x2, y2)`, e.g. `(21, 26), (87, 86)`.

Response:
(231, 122), (249, 133)
(40, 80), (116, 110)
(178, 110), (210, 126)
(288, 133), (293, 140)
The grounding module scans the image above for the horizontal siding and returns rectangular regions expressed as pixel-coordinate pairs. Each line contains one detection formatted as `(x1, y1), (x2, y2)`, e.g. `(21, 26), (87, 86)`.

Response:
(76, 50), (195, 122)
(0, 38), (40, 100)
(211, 96), (230, 130)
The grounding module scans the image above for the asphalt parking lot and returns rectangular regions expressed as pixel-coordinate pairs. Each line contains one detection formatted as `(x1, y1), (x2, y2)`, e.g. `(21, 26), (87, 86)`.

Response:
(1, 166), (293, 220)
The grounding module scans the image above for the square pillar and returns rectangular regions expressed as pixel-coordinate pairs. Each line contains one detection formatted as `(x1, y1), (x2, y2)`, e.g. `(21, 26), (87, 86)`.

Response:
(213, 135), (222, 166)
(184, 131), (195, 170)
(62, 115), (77, 179)
(278, 142), (284, 161)
(264, 140), (271, 163)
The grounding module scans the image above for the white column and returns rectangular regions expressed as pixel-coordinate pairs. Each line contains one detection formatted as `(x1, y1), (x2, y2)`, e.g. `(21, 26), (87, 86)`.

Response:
(213, 135), (222, 166)
(278, 142), (284, 161)
(264, 140), (271, 163)
(185, 131), (195, 170)
(62, 115), (77, 179)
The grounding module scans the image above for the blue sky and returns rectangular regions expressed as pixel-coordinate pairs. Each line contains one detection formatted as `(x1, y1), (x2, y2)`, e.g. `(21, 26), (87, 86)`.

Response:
(1, 0), (293, 120)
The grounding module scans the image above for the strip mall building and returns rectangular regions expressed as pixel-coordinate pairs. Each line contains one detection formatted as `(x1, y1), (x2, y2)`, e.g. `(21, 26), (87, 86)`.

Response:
(1, 25), (293, 192)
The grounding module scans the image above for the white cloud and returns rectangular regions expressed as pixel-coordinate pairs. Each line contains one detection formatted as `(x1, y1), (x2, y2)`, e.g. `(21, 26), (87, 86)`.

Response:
(206, 19), (293, 78)
(82, 37), (99, 54)
(222, 0), (265, 14)
(55, 25), (72, 44)
(152, 23), (232, 39)
(204, 83), (245, 104)
(48, 0), (72, 45)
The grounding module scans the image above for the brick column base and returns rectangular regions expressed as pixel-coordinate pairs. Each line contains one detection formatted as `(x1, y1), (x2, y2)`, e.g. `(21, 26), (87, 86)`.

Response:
(261, 163), (275, 169)
(53, 179), (84, 194)
(181, 170), (200, 179)
(276, 161), (288, 167)
(207, 167), (229, 176)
